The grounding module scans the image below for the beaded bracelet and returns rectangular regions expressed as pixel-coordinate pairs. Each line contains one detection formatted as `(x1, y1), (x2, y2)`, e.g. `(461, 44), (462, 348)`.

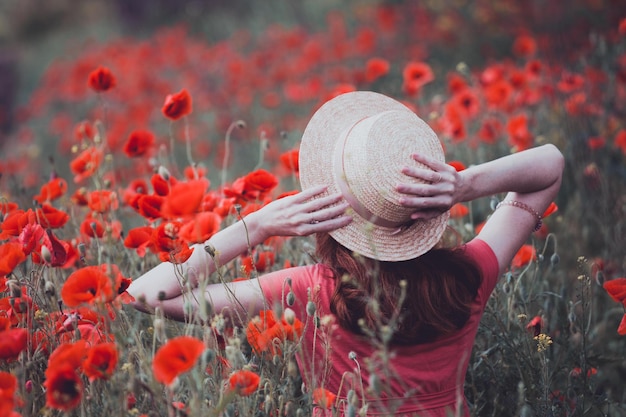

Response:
(495, 200), (543, 232)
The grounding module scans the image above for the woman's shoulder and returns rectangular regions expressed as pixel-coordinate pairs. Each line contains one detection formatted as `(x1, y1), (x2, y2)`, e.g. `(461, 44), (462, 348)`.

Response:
(462, 238), (500, 300)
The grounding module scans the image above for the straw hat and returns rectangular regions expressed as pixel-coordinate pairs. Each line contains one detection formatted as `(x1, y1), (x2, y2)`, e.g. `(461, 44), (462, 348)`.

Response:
(299, 91), (449, 262)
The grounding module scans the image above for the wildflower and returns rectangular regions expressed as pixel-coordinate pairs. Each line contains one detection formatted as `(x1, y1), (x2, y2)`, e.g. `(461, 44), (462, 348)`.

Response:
(542, 202), (558, 218)
(512, 34), (537, 57)
(34, 177), (68, 204)
(246, 309), (304, 356)
(162, 88), (193, 121)
(160, 179), (208, 219)
(526, 316), (543, 337)
(364, 57), (390, 83)
(506, 114), (534, 151)
(70, 146), (103, 183)
(61, 264), (128, 307)
(313, 387), (337, 409)
(151, 221), (195, 264)
(617, 313), (626, 336)
(178, 211), (221, 244)
(44, 366), (83, 411)
(402, 61), (434, 96)
(447, 161), (466, 171)
(87, 66), (116, 92)
(82, 342), (118, 381)
(241, 251), (276, 274)
(123, 130), (155, 158)
(243, 169), (279, 197)
(87, 190), (119, 213)
(228, 370), (260, 396)
(36, 204), (70, 229)
(279, 149), (300, 175)
(0, 371), (17, 416)
(534, 333), (553, 352)
(614, 129), (626, 156)
(136, 194), (164, 221)
(511, 244), (536, 269)
(449, 203), (469, 218)
(153, 336), (205, 385)
(0, 328), (28, 361)
(603, 278), (626, 305)
(451, 88), (480, 119)
(0, 243), (26, 276)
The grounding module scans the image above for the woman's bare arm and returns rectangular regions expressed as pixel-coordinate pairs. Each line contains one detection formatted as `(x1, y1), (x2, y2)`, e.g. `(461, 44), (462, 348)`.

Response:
(397, 144), (565, 273)
(127, 185), (351, 318)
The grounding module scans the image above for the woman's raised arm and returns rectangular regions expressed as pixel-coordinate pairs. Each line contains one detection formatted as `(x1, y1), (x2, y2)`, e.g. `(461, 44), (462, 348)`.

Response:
(126, 185), (351, 317)
(397, 144), (564, 273)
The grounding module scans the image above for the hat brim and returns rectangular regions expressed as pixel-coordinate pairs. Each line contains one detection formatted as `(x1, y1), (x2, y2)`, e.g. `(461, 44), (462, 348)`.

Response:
(299, 91), (449, 262)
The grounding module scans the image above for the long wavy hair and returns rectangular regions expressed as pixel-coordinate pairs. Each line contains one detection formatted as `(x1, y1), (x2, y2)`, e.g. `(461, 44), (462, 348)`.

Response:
(315, 232), (482, 345)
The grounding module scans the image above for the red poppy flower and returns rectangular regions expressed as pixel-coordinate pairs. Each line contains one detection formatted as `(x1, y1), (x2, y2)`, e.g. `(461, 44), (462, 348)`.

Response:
(402, 62), (434, 96)
(557, 72), (584, 93)
(88, 66), (116, 92)
(178, 211), (221, 244)
(241, 251), (275, 275)
(279, 149), (300, 174)
(87, 190), (119, 213)
(34, 177), (68, 204)
(83, 342), (118, 381)
(511, 244), (536, 269)
(124, 226), (155, 257)
(526, 316), (543, 337)
(449, 203), (469, 218)
(313, 387), (337, 409)
(614, 129), (626, 156)
(35, 204), (69, 229)
(618, 313), (626, 336)
(161, 179), (208, 219)
(603, 278), (626, 305)
(70, 147), (103, 183)
(153, 336), (205, 385)
(447, 161), (466, 171)
(477, 118), (503, 144)
(512, 34), (537, 57)
(0, 371), (17, 415)
(162, 89), (193, 121)
(246, 309), (303, 356)
(151, 173), (173, 196)
(451, 89), (480, 119)
(364, 57), (390, 83)
(47, 340), (88, 371)
(0, 209), (36, 240)
(136, 194), (164, 221)
(483, 80), (513, 110)
(44, 366), (83, 411)
(228, 370), (260, 396)
(80, 217), (105, 238)
(123, 129), (155, 158)
(151, 222), (195, 263)
(542, 202), (558, 218)
(0, 243), (26, 276)
(0, 328), (28, 361)
(243, 169), (278, 196)
(507, 114), (534, 151)
(61, 265), (117, 307)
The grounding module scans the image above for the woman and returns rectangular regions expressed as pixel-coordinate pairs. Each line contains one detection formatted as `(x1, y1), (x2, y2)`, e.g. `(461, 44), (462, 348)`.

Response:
(128, 91), (564, 416)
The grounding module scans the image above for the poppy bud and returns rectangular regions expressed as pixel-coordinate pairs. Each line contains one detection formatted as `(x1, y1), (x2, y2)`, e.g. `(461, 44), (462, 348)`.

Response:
(550, 253), (560, 267)
(284, 308), (296, 325)
(44, 280), (56, 297)
(158, 166), (170, 181)
(286, 291), (296, 306)
(306, 301), (316, 317)
(41, 245), (52, 263)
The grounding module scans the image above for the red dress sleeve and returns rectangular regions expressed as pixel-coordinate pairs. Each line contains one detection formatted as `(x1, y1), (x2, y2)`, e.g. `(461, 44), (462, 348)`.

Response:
(464, 238), (500, 307)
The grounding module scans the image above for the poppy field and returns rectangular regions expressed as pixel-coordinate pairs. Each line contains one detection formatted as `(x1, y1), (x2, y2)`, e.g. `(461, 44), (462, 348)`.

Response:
(1, 1), (626, 416)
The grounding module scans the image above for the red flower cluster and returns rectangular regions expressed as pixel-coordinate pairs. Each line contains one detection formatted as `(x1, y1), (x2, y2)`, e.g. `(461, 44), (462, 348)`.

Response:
(246, 309), (304, 356)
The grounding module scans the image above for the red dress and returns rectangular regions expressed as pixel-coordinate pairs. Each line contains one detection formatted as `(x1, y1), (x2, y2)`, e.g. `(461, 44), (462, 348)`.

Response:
(260, 239), (499, 416)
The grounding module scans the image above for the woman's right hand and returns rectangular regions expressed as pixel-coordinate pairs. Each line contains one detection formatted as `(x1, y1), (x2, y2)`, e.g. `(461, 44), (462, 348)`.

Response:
(396, 153), (463, 220)
(247, 185), (353, 240)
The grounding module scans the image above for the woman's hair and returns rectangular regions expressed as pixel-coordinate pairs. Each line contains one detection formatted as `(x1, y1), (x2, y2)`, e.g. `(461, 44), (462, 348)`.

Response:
(315, 233), (483, 345)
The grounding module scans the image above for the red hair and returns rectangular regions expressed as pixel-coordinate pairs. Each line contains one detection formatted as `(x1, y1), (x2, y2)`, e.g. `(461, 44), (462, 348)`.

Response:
(315, 233), (482, 345)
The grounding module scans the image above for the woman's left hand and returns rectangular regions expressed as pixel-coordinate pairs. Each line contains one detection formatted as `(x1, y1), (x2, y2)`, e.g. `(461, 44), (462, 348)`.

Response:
(396, 153), (462, 220)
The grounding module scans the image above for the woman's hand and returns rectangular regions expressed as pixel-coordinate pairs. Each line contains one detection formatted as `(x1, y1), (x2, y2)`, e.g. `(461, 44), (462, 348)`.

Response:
(247, 185), (352, 239)
(396, 153), (462, 220)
